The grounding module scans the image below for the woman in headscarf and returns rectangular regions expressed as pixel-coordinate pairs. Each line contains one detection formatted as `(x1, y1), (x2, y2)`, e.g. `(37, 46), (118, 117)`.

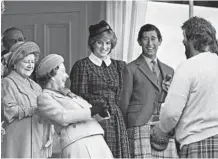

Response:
(1, 41), (52, 158)
(36, 54), (113, 158)
(70, 20), (130, 158)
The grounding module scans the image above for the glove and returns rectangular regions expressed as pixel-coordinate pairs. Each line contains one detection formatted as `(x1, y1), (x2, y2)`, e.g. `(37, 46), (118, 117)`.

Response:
(90, 101), (109, 117)
(150, 122), (169, 151)
(98, 109), (110, 118)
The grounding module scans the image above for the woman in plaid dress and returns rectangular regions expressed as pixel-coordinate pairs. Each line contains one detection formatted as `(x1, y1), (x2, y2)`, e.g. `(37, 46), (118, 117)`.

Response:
(70, 20), (130, 158)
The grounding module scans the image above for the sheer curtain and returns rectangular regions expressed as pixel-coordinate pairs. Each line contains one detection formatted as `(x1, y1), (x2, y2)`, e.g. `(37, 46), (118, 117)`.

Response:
(106, 0), (148, 63)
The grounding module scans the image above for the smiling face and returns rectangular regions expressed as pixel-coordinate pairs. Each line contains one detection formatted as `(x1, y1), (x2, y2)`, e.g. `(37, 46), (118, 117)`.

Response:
(52, 63), (69, 91)
(92, 37), (112, 60)
(138, 30), (161, 60)
(15, 54), (35, 78)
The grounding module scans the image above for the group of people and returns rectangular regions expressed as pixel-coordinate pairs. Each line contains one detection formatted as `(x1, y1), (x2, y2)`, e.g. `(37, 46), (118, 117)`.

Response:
(1, 16), (218, 159)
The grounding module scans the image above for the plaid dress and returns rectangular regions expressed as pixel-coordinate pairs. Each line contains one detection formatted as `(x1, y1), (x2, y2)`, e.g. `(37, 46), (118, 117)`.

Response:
(179, 134), (218, 158)
(70, 57), (130, 158)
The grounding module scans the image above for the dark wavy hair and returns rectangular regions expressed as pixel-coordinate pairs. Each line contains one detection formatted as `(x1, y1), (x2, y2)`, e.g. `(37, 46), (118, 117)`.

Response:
(182, 16), (218, 54)
(137, 24), (162, 42)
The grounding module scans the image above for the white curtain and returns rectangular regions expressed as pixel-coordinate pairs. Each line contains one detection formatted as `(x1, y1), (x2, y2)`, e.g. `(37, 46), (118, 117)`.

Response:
(106, 0), (148, 63)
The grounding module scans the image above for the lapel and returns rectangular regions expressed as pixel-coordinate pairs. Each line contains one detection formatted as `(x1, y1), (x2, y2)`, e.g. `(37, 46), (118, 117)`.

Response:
(7, 71), (42, 106)
(157, 59), (174, 81)
(135, 54), (160, 90)
(158, 59), (167, 79)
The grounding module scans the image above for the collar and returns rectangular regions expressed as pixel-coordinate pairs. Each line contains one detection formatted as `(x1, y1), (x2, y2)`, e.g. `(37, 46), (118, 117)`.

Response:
(43, 88), (64, 98)
(142, 54), (157, 64)
(89, 52), (111, 67)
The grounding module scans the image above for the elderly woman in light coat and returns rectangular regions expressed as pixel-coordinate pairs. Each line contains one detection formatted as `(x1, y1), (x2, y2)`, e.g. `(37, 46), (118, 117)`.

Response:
(1, 41), (52, 158)
(36, 54), (113, 158)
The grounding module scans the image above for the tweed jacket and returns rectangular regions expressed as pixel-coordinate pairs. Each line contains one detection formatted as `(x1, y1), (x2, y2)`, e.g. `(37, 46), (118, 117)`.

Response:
(119, 54), (174, 128)
(37, 89), (104, 150)
(2, 71), (50, 158)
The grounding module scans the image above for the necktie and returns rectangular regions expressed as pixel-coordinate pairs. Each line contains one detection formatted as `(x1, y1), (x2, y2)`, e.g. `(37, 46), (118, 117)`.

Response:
(151, 60), (158, 77)
(101, 61), (107, 68)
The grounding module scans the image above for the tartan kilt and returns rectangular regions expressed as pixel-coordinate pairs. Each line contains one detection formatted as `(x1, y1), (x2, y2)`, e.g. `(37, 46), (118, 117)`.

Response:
(127, 124), (178, 158)
(179, 134), (218, 158)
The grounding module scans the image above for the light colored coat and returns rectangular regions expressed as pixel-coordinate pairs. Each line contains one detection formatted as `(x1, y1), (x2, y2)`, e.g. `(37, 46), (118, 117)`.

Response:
(37, 89), (104, 150)
(2, 71), (50, 158)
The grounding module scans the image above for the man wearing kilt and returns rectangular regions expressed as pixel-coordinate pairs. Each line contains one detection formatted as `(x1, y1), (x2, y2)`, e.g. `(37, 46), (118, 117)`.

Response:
(120, 24), (178, 158)
(156, 16), (218, 158)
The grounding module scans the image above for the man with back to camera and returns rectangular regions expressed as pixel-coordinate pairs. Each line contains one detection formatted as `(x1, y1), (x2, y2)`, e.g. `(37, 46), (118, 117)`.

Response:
(152, 16), (218, 158)
(119, 24), (178, 158)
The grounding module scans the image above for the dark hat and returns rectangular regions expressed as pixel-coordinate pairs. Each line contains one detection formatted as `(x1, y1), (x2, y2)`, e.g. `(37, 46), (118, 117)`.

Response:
(89, 20), (112, 38)
(36, 54), (64, 78)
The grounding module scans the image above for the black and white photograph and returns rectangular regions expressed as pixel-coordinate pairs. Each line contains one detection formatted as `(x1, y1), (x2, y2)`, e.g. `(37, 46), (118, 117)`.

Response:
(1, 0), (218, 158)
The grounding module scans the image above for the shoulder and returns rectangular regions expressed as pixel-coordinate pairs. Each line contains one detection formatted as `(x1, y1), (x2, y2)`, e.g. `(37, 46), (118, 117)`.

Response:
(111, 59), (126, 68)
(2, 76), (15, 87)
(29, 78), (42, 92)
(37, 91), (53, 104)
(125, 59), (138, 72)
(73, 57), (89, 67)
(163, 63), (174, 72)
(159, 60), (174, 73)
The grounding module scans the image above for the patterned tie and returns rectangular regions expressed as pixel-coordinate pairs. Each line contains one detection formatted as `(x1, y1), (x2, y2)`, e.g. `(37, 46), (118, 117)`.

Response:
(151, 60), (158, 77)
(101, 61), (107, 68)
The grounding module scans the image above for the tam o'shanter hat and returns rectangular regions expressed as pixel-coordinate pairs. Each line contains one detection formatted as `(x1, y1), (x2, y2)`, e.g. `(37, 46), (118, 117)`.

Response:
(36, 54), (64, 78)
(89, 20), (112, 38)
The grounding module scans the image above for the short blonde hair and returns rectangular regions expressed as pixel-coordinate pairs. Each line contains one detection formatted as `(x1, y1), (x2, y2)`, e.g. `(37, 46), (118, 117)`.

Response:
(88, 30), (117, 53)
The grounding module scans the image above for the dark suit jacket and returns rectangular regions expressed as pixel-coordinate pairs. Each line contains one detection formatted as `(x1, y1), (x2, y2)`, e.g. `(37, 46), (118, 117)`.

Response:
(119, 54), (174, 128)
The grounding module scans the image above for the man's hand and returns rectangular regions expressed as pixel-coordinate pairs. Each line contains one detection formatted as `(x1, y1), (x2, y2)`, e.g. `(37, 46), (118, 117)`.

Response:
(150, 122), (169, 151)
(161, 74), (173, 92)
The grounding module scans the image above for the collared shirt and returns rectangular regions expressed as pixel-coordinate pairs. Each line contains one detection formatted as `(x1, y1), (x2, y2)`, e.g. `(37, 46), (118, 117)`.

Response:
(89, 53), (111, 67)
(159, 52), (218, 148)
(142, 54), (158, 71)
